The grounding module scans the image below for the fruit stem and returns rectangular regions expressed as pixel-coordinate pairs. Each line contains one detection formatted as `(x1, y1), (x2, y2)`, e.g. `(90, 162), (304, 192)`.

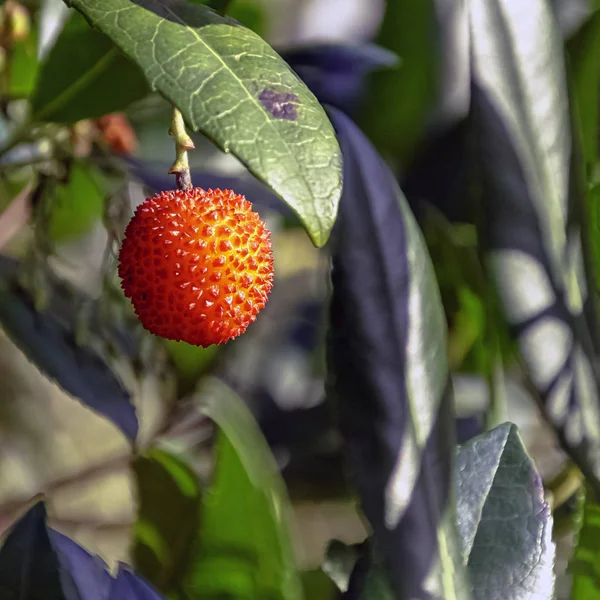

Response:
(168, 107), (194, 191)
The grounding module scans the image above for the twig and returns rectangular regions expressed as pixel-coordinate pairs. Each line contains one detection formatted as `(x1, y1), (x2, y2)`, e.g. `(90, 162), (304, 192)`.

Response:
(168, 107), (194, 191)
(546, 462), (584, 512)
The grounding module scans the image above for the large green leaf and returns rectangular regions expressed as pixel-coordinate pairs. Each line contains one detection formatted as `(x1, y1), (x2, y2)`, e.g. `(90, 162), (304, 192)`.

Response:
(31, 10), (149, 123)
(63, 0), (342, 247)
(336, 424), (555, 600)
(133, 449), (201, 597)
(182, 376), (303, 600)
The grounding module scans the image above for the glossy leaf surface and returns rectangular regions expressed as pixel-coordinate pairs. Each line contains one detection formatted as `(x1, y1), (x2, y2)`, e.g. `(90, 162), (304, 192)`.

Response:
(182, 376), (303, 600)
(326, 107), (469, 599)
(65, 0), (342, 246)
(341, 424), (555, 600)
(469, 0), (600, 493)
(456, 423), (555, 600)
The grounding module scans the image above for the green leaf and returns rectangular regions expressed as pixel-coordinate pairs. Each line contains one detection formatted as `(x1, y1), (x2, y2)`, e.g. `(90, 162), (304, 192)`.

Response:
(183, 376), (303, 600)
(228, 0), (267, 37)
(567, 10), (600, 172)
(456, 423), (555, 600)
(359, 0), (436, 162)
(63, 0), (342, 247)
(163, 339), (218, 392)
(46, 159), (105, 241)
(9, 28), (39, 98)
(31, 10), (149, 123)
(590, 183), (600, 287)
(133, 449), (201, 596)
(571, 485), (600, 598)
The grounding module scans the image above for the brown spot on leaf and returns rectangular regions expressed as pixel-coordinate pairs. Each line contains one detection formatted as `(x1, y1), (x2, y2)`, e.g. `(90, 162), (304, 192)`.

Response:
(259, 88), (299, 120)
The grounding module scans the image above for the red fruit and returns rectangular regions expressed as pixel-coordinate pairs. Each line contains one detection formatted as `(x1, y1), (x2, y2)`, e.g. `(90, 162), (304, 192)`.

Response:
(118, 188), (274, 347)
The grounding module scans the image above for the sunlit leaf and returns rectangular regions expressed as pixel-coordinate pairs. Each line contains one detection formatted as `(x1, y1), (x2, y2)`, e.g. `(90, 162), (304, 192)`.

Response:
(456, 423), (555, 599)
(340, 424), (555, 600)
(469, 0), (600, 493)
(182, 376), (303, 600)
(65, 0), (342, 247)
(326, 107), (470, 598)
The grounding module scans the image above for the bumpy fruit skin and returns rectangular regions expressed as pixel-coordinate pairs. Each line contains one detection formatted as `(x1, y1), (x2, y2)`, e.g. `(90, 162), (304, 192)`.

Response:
(118, 188), (274, 347)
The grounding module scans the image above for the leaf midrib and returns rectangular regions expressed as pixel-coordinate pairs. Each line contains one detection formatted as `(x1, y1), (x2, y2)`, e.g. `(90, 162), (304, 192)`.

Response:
(138, 0), (318, 230)
(33, 46), (120, 122)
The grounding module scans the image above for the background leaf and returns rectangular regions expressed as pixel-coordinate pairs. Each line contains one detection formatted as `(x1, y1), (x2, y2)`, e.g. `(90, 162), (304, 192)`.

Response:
(64, 0), (342, 247)
(571, 485), (600, 598)
(567, 9), (600, 172)
(133, 449), (202, 597)
(31, 10), (149, 123)
(469, 0), (600, 494)
(47, 160), (106, 242)
(0, 257), (138, 440)
(358, 0), (436, 162)
(326, 107), (470, 599)
(9, 27), (39, 99)
(181, 376), (303, 600)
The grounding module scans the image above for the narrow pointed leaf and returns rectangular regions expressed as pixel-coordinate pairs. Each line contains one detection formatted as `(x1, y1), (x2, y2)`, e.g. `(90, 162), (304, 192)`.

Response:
(326, 107), (470, 599)
(0, 503), (66, 599)
(0, 257), (137, 439)
(0, 502), (166, 600)
(64, 0), (342, 247)
(183, 376), (303, 600)
(469, 0), (600, 493)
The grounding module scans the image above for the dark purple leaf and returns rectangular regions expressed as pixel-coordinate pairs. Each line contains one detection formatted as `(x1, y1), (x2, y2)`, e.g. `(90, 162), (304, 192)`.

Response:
(280, 44), (398, 117)
(0, 502), (165, 600)
(0, 256), (138, 440)
(325, 107), (469, 598)
(0, 504), (66, 600)
(49, 530), (164, 600)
